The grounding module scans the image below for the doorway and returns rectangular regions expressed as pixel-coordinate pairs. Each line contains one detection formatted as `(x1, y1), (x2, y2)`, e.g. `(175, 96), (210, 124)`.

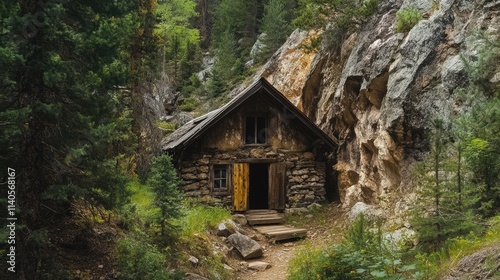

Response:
(249, 163), (269, 209)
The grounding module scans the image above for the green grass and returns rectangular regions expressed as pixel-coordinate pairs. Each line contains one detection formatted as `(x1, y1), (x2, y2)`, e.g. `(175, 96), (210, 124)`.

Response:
(120, 184), (233, 279)
(179, 200), (232, 237)
(285, 205), (331, 228)
(421, 215), (500, 279)
(125, 179), (159, 224)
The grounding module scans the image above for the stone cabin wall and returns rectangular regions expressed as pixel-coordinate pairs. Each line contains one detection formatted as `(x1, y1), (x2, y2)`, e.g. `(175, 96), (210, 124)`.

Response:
(177, 146), (327, 209)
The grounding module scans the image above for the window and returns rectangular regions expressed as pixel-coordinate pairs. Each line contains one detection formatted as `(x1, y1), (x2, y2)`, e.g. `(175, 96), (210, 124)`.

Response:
(213, 165), (228, 192)
(245, 116), (267, 144)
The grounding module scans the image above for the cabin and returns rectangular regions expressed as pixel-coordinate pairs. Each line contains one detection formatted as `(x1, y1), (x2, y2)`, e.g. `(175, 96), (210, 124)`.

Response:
(162, 78), (337, 211)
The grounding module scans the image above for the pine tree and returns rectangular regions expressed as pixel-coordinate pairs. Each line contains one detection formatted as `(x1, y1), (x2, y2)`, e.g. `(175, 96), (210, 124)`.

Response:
(208, 29), (240, 96)
(456, 30), (500, 218)
(0, 1), (138, 276)
(155, 0), (201, 85)
(411, 120), (480, 252)
(147, 154), (183, 237)
(259, 0), (294, 59)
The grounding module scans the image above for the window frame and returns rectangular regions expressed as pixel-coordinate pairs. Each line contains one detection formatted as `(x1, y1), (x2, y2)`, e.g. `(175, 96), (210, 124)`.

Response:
(211, 164), (230, 194)
(244, 115), (268, 145)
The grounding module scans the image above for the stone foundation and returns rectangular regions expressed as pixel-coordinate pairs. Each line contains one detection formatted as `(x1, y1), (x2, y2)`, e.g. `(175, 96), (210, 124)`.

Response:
(177, 146), (328, 209)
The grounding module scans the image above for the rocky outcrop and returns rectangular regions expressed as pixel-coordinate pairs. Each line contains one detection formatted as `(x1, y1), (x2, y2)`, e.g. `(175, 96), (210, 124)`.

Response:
(443, 244), (500, 279)
(259, 0), (500, 219)
(256, 29), (321, 109)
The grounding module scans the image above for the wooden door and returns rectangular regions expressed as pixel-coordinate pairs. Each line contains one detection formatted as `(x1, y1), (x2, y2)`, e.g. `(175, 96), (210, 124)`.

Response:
(233, 163), (249, 211)
(268, 163), (286, 210)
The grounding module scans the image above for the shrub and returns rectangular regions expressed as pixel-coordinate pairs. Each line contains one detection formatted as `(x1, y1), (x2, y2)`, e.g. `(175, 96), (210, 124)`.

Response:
(396, 7), (423, 33)
(116, 233), (183, 280)
(157, 121), (177, 131)
(179, 97), (200, 112)
(288, 214), (420, 279)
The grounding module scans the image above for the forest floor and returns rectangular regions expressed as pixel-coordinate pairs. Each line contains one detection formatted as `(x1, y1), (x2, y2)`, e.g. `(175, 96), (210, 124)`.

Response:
(232, 203), (348, 280)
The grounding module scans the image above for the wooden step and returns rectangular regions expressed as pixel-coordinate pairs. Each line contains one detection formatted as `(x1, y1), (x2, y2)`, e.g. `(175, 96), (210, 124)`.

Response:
(245, 210), (278, 215)
(244, 210), (284, 225)
(254, 225), (307, 241)
(246, 215), (284, 225)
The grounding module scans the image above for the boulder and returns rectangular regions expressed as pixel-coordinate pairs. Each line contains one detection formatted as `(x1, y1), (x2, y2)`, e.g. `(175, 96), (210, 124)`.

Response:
(232, 214), (247, 225)
(383, 227), (417, 249)
(227, 233), (263, 259)
(348, 202), (386, 222)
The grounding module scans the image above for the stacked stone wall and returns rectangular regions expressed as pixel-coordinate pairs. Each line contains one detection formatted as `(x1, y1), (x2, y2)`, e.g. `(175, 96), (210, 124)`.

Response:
(177, 147), (328, 208)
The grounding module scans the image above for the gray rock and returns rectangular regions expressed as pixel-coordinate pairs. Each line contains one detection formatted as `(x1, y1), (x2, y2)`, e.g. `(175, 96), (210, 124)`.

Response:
(348, 202), (386, 222)
(185, 272), (209, 280)
(227, 233), (263, 259)
(248, 261), (271, 271)
(383, 227), (417, 249)
(188, 255), (199, 264)
(250, 33), (267, 59)
(441, 55), (467, 92)
(285, 207), (308, 214)
(217, 222), (234, 237)
(232, 214), (247, 225)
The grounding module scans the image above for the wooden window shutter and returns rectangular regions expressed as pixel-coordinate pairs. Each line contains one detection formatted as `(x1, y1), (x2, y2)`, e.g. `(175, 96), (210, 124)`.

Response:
(269, 163), (286, 210)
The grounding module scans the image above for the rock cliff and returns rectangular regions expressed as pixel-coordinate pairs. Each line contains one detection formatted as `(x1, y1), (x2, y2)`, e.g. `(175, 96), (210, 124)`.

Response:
(259, 0), (500, 218)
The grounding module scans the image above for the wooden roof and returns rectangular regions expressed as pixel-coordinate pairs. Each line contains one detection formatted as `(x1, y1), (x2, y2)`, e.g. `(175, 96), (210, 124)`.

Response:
(161, 78), (338, 152)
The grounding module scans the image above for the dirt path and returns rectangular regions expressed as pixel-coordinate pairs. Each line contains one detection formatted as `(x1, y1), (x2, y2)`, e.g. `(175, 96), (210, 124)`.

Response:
(233, 204), (346, 280)
(236, 241), (299, 280)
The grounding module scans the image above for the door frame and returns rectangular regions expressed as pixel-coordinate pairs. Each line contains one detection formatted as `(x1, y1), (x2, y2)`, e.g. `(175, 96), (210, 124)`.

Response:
(232, 160), (286, 211)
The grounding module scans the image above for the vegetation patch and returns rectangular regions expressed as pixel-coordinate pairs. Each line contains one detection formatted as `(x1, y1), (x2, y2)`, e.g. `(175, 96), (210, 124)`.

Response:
(396, 7), (423, 33)
(180, 200), (232, 237)
(179, 97), (201, 112)
(417, 215), (500, 279)
(288, 214), (420, 279)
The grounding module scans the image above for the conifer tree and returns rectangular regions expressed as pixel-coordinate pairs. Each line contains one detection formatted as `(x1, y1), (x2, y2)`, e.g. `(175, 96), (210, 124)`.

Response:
(208, 29), (240, 96)
(259, 0), (294, 59)
(456, 30), (500, 218)
(411, 120), (480, 251)
(155, 0), (201, 85)
(0, 1), (138, 276)
(147, 154), (183, 237)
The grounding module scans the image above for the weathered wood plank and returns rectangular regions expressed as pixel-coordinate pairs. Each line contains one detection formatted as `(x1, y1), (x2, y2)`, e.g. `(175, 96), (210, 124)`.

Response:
(255, 226), (305, 234)
(233, 163), (249, 211)
(254, 225), (307, 241)
(247, 217), (284, 225)
(269, 163), (286, 210)
(253, 226), (288, 232)
(270, 231), (307, 241)
(245, 210), (278, 214)
(245, 214), (283, 219)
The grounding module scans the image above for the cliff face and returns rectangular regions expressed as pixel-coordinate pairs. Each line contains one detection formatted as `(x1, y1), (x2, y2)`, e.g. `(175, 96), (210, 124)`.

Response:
(260, 0), (500, 216)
